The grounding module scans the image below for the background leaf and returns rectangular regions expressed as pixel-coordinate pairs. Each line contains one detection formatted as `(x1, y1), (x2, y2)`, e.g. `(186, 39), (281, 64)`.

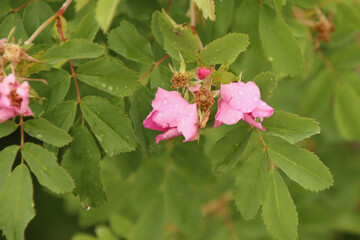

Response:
(62, 125), (107, 207)
(252, 72), (277, 101)
(193, 0), (216, 21)
(0, 145), (18, 191)
(0, 121), (18, 139)
(95, 0), (120, 33)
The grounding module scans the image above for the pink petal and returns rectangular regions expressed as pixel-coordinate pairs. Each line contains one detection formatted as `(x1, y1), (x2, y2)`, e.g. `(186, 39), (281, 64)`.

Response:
(0, 108), (16, 123)
(155, 128), (182, 143)
(221, 82), (261, 113)
(214, 98), (243, 126)
(251, 100), (273, 121)
(197, 68), (211, 80)
(189, 84), (201, 93)
(0, 74), (16, 95)
(243, 113), (265, 131)
(176, 103), (199, 142)
(143, 110), (168, 131)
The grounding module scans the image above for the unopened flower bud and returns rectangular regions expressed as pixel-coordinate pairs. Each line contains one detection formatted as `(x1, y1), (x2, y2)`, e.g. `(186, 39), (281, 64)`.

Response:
(197, 68), (211, 80)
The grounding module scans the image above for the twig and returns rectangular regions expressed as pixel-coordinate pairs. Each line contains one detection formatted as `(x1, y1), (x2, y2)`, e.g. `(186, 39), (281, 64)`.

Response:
(19, 116), (25, 163)
(316, 48), (340, 82)
(255, 128), (267, 150)
(12, 0), (34, 13)
(165, 0), (172, 12)
(138, 54), (169, 82)
(25, 0), (73, 44)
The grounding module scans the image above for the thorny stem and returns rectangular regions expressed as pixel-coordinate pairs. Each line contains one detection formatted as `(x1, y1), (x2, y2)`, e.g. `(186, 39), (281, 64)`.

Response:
(255, 128), (267, 150)
(19, 116), (25, 163)
(202, 191), (240, 240)
(12, 0), (34, 13)
(55, 10), (84, 125)
(190, 0), (204, 50)
(25, 0), (73, 44)
(138, 54), (170, 82)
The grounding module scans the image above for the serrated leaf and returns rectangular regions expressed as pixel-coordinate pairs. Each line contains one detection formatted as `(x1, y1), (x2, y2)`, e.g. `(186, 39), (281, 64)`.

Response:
(77, 56), (139, 97)
(0, 120), (18, 138)
(199, 33), (249, 65)
(210, 127), (252, 173)
(62, 125), (107, 207)
(44, 39), (105, 64)
(0, 164), (35, 240)
(109, 214), (133, 238)
(81, 96), (137, 156)
(23, 118), (72, 147)
(150, 64), (172, 89)
(262, 110), (320, 144)
(262, 168), (298, 240)
(164, 173), (202, 234)
(30, 69), (71, 110)
(151, 11), (164, 45)
(193, 0), (216, 21)
(72, 12), (99, 41)
(21, 143), (74, 194)
(23, 1), (53, 44)
(252, 72), (277, 101)
(172, 142), (215, 185)
(158, 11), (200, 62)
(267, 136), (333, 191)
(213, 70), (238, 85)
(133, 193), (164, 240)
(334, 82), (360, 141)
(95, 0), (120, 33)
(0, 145), (19, 191)
(108, 20), (153, 63)
(259, 5), (304, 76)
(234, 149), (267, 220)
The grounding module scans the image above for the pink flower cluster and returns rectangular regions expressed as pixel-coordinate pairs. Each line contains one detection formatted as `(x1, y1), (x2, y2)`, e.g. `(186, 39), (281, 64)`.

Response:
(143, 68), (273, 143)
(0, 74), (32, 123)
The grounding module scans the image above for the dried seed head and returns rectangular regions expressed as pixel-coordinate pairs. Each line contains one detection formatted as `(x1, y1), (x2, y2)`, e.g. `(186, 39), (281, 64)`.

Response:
(3, 44), (22, 64)
(195, 87), (215, 111)
(171, 72), (189, 89)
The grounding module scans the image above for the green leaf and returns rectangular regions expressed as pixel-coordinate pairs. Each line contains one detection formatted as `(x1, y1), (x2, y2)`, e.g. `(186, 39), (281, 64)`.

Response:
(108, 20), (153, 63)
(22, 1), (53, 44)
(23, 118), (72, 147)
(172, 142), (215, 185)
(30, 69), (71, 110)
(234, 149), (267, 220)
(199, 33), (249, 65)
(252, 72), (277, 101)
(72, 12), (99, 41)
(267, 136), (333, 191)
(262, 168), (298, 240)
(0, 164), (35, 240)
(62, 125), (107, 207)
(334, 82), (360, 141)
(213, 69), (238, 85)
(0, 120), (18, 138)
(158, 10), (200, 62)
(77, 56), (139, 97)
(299, 70), (333, 117)
(193, 0), (216, 21)
(75, 0), (91, 11)
(42, 101), (77, 131)
(151, 11), (164, 45)
(164, 173), (202, 234)
(0, 13), (28, 42)
(259, 5), (304, 76)
(71, 233), (96, 240)
(262, 110), (320, 144)
(0, 145), (19, 191)
(150, 64), (172, 90)
(109, 214), (133, 238)
(21, 143), (74, 194)
(133, 193), (164, 240)
(210, 127), (252, 173)
(44, 39), (105, 64)
(95, 0), (120, 33)
(212, 0), (235, 39)
(81, 96), (137, 156)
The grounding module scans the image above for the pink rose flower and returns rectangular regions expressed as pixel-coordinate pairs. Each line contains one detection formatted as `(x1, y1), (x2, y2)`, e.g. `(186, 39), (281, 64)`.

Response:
(143, 87), (199, 143)
(214, 81), (273, 130)
(0, 74), (33, 122)
(197, 68), (211, 80)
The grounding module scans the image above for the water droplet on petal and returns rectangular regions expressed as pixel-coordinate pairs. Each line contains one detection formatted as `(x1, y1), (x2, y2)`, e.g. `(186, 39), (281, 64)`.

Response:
(239, 91), (244, 95)
(262, 102), (266, 106)
(231, 118), (236, 123)
(163, 99), (168, 104)
(175, 104), (179, 108)
(253, 97), (258, 102)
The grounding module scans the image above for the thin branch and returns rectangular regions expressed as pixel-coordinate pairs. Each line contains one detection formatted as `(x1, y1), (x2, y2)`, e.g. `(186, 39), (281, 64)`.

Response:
(25, 0), (73, 44)
(165, 0), (172, 12)
(138, 54), (169, 82)
(255, 128), (267, 150)
(316, 48), (341, 82)
(12, 0), (34, 13)
(19, 116), (25, 163)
